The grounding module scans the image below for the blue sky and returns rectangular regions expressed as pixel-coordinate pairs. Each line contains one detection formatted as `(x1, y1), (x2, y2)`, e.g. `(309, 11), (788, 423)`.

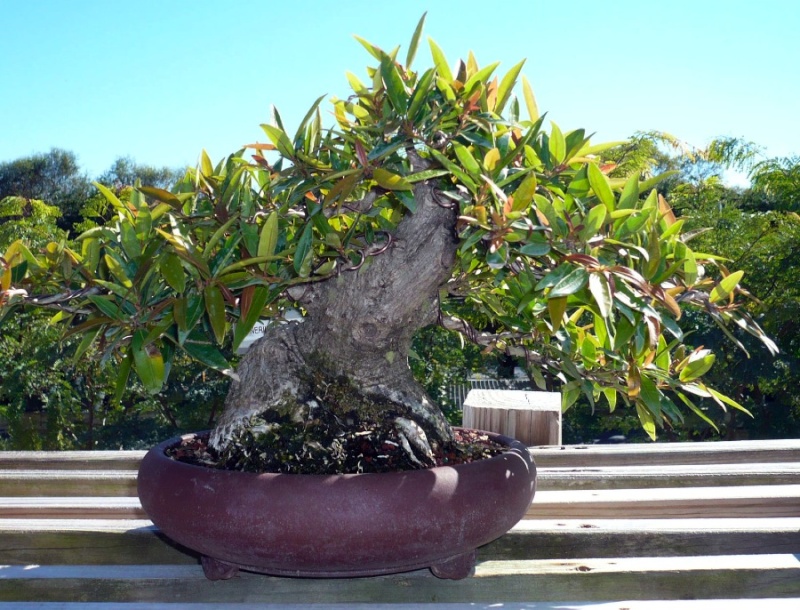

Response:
(1, 0), (797, 180)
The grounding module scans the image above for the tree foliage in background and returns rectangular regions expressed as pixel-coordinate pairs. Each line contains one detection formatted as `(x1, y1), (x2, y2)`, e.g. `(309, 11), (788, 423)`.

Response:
(0, 149), (92, 233)
(669, 163), (800, 439)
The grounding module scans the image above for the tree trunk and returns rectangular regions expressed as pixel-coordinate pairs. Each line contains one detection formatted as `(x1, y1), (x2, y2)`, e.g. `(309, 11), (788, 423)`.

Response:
(210, 182), (459, 456)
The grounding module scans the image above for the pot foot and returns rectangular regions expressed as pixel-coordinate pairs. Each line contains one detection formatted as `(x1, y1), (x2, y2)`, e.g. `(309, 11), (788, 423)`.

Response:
(430, 550), (476, 580)
(201, 555), (239, 580)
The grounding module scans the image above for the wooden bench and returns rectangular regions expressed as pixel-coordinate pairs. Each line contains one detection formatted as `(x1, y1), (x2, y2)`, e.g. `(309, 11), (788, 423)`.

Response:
(1, 439), (799, 607)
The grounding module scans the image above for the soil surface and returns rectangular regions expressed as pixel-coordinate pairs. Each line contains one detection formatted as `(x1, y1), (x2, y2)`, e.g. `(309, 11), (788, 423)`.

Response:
(167, 426), (505, 475)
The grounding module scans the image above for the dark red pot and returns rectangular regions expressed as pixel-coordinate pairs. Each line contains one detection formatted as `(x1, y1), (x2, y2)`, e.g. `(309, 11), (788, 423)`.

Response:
(137, 429), (536, 580)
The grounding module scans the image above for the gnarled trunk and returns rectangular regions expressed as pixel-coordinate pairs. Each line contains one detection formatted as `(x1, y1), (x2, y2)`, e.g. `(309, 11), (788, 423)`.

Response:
(210, 182), (459, 458)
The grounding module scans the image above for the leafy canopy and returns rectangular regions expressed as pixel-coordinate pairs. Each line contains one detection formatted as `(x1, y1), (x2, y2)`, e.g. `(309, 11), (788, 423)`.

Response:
(0, 15), (776, 439)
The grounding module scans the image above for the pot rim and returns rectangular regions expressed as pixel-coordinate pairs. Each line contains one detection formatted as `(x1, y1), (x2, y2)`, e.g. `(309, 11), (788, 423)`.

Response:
(149, 426), (531, 479)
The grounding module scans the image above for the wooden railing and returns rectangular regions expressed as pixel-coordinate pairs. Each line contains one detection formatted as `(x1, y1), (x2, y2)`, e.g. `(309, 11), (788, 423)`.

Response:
(1, 439), (800, 608)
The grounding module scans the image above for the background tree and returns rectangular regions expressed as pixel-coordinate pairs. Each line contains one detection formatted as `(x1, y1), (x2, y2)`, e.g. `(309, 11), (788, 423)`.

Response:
(96, 157), (185, 192)
(0, 149), (92, 234)
(669, 160), (800, 439)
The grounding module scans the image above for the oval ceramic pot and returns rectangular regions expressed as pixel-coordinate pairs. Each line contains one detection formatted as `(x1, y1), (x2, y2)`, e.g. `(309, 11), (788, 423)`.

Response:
(137, 429), (536, 580)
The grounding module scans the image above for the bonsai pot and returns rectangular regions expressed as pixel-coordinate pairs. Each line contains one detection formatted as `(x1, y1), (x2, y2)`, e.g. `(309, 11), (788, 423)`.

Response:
(137, 429), (537, 580)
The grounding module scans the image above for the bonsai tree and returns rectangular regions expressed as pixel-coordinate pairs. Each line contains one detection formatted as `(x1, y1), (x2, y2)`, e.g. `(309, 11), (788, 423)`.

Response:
(0, 17), (776, 470)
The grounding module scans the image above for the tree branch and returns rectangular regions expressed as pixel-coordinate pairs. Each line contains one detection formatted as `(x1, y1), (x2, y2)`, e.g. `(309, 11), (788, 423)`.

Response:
(9, 286), (102, 315)
(437, 313), (543, 363)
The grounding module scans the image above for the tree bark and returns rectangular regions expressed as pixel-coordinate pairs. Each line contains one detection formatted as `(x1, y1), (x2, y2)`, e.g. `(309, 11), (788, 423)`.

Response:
(210, 182), (459, 452)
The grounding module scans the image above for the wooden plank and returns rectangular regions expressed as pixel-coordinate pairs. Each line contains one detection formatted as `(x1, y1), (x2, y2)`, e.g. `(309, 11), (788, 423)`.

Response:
(0, 462), (796, 497)
(0, 451), (145, 471)
(4, 484), (798, 520)
(485, 518), (800, 560)
(0, 497), (145, 519)
(0, 471), (138, 497)
(0, 520), (198, 565)
(463, 390), (561, 446)
(0, 556), (798, 603)
(2, 517), (799, 565)
(2, 601), (800, 610)
(530, 439), (800, 468)
(536, 462), (800, 490)
(2, 438), (798, 472)
(527, 484), (800, 519)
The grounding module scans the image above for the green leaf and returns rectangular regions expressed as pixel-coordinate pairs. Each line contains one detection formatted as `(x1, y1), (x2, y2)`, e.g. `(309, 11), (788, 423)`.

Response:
(655, 334), (671, 371)
(200, 150), (214, 177)
(618, 173), (640, 210)
(452, 143), (482, 178)
(380, 57), (409, 113)
(661, 217), (685, 240)
(709, 270), (744, 303)
(639, 170), (679, 193)
(635, 402), (657, 440)
(567, 165), (591, 198)
(407, 68), (436, 122)
(104, 254), (132, 288)
(588, 273), (612, 320)
(293, 223), (314, 275)
(676, 391), (719, 432)
(428, 37), (453, 82)
(518, 237), (550, 257)
(512, 175), (537, 212)
(549, 267), (589, 298)
(160, 253), (186, 293)
(580, 336), (598, 365)
(346, 71), (367, 93)
(72, 326), (101, 363)
(639, 375), (663, 419)
(708, 387), (752, 416)
(580, 204), (607, 241)
(588, 163), (615, 212)
(564, 129), (588, 160)
(548, 122), (566, 164)
(119, 219), (141, 260)
(494, 59), (525, 114)
(202, 215), (239, 260)
(373, 167), (413, 190)
(547, 295), (568, 331)
(173, 296), (187, 331)
(406, 12), (427, 68)
(536, 263), (572, 291)
(93, 182), (127, 214)
(258, 211), (280, 260)
(353, 35), (382, 60)
(294, 95), (327, 144)
(131, 332), (165, 395)
(683, 247), (698, 285)
(204, 284), (227, 345)
(561, 381), (582, 412)
(603, 388), (617, 412)
(463, 61), (500, 96)
(87, 295), (123, 321)
(113, 353), (133, 404)
(406, 168), (450, 183)
(181, 330), (233, 374)
(261, 124), (295, 159)
(137, 186), (182, 209)
(428, 149), (478, 193)
(233, 285), (272, 351)
(679, 349), (716, 382)
(521, 75), (539, 122)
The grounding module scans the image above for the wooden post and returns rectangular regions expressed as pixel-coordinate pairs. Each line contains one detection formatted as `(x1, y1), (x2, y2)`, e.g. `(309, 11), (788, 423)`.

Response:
(462, 389), (561, 446)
